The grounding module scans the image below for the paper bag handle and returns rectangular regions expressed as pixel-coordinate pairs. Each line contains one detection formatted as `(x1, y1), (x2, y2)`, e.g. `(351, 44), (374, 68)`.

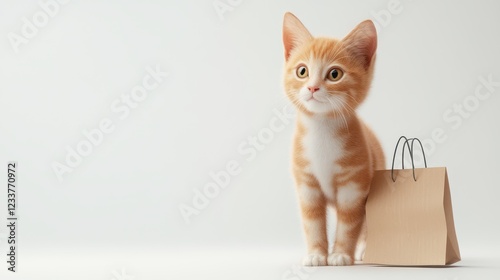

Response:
(391, 136), (428, 182)
(402, 138), (428, 170)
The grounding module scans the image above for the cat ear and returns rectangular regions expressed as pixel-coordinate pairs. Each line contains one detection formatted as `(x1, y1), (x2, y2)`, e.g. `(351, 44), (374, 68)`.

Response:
(341, 20), (377, 69)
(283, 12), (313, 61)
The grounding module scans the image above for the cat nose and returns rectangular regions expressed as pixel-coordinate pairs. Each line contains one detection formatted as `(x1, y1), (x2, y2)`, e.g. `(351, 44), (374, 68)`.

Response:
(308, 86), (320, 93)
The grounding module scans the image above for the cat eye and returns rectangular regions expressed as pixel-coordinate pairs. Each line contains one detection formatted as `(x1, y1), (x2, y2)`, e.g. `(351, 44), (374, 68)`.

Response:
(296, 65), (308, 78)
(327, 68), (344, 81)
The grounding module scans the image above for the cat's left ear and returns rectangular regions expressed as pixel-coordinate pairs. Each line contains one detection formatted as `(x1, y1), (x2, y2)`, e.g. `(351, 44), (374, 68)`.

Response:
(342, 20), (377, 69)
(283, 12), (313, 61)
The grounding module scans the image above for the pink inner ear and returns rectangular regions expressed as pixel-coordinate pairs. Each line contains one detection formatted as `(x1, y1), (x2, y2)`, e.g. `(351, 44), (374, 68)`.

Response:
(359, 36), (377, 67)
(283, 32), (294, 61)
(282, 13), (313, 61)
(343, 21), (377, 68)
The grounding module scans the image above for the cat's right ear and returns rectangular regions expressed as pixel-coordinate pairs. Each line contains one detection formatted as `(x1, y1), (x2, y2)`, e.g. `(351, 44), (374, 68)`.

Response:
(283, 12), (313, 61)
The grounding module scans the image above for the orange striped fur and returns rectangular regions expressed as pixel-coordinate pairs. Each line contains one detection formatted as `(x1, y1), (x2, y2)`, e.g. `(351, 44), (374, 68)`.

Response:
(282, 13), (385, 266)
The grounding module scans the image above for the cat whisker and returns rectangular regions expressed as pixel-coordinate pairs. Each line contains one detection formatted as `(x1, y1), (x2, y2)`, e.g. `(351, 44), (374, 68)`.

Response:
(288, 94), (307, 112)
(325, 96), (349, 132)
(337, 98), (356, 115)
(342, 93), (360, 107)
(329, 92), (359, 116)
(326, 93), (355, 115)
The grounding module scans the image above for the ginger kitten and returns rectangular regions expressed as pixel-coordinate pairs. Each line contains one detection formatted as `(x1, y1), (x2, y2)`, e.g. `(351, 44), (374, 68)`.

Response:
(282, 13), (385, 266)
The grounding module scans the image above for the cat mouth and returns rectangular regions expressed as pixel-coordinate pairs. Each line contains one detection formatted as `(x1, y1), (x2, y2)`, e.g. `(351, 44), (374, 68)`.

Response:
(306, 96), (323, 103)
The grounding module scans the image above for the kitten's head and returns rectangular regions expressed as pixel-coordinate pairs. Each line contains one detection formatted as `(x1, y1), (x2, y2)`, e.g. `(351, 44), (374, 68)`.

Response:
(282, 12), (377, 117)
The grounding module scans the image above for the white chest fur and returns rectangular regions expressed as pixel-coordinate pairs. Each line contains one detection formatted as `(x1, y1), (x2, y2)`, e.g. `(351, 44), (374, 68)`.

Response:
(300, 114), (346, 200)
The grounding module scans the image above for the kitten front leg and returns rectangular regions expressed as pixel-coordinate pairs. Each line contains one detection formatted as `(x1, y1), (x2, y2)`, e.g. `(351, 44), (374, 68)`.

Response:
(328, 186), (367, 266)
(354, 220), (367, 261)
(297, 183), (328, 266)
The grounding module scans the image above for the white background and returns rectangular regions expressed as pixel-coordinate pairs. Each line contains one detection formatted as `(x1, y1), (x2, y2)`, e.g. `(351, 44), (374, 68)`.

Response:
(1, 0), (499, 279)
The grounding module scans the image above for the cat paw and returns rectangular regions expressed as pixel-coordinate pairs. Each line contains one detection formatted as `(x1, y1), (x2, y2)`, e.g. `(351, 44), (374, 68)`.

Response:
(327, 253), (353, 266)
(354, 249), (365, 262)
(302, 254), (327, 266)
(355, 242), (366, 261)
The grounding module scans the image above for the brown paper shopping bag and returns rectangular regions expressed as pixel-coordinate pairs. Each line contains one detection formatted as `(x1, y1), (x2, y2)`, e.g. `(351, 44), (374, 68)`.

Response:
(364, 136), (461, 266)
